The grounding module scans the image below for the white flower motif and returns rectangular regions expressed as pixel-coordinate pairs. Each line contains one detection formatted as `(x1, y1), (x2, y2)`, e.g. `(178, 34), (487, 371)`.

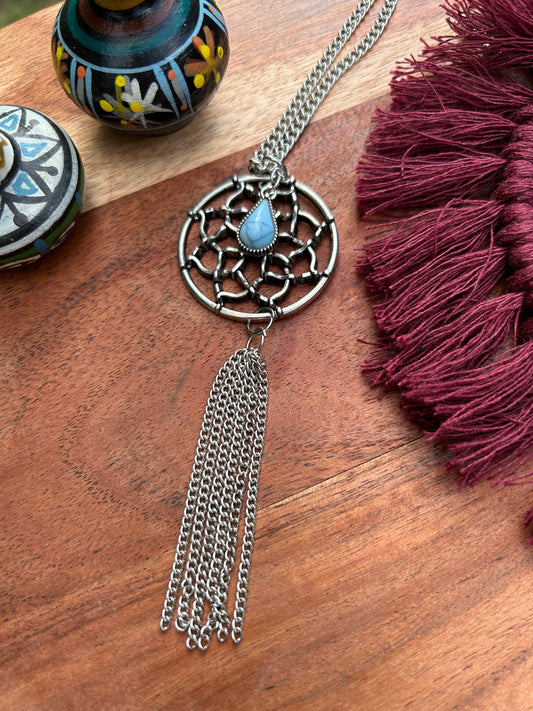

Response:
(99, 76), (172, 127)
(121, 79), (172, 127)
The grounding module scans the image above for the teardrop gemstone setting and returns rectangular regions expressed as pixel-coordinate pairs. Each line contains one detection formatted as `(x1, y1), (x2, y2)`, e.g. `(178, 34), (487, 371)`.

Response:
(237, 198), (278, 256)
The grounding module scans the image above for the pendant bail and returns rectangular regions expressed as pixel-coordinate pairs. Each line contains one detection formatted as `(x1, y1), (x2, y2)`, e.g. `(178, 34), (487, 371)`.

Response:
(246, 308), (276, 351)
(249, 153), (288, 191)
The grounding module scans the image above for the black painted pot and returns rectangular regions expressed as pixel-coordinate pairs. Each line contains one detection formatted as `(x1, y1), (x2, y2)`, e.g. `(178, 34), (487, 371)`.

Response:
(52, 0), (230, 134)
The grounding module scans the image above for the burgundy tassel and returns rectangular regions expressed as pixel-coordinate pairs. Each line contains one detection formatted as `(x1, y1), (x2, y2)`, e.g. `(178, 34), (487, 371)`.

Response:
(445, 0), (533, 68)
(359, 200), (502, 292)
(358, 151), (506, 214)
(381, 294), (524, 389)
(365, 109), (516, 156)
(356, 0), (533, 537)
(388, 55), (533, 116)
(412, 342), (533, 486)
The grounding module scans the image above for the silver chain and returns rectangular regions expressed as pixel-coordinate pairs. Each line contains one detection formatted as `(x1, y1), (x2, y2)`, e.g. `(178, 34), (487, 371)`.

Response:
(160, 346), (269, 650)
(249, 0), (398, 182)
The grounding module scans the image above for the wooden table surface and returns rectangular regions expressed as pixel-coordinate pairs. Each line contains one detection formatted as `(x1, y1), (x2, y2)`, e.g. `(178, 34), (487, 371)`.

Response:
(2, 2), (533, 709)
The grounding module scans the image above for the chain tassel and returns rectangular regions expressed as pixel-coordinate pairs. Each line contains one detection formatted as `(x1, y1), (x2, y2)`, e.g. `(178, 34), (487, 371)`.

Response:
(160, 346), (269, 650)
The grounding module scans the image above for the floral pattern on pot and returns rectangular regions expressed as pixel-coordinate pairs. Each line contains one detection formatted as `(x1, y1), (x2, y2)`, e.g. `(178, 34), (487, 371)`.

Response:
(52, 0), (230, 134)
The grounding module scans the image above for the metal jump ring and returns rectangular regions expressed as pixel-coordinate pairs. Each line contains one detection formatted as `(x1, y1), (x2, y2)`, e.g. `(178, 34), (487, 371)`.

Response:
(246, 308), (275, 350)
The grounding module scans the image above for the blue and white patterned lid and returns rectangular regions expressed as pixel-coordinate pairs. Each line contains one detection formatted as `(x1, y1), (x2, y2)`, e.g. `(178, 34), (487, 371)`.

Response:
(0, 105), (84, 268)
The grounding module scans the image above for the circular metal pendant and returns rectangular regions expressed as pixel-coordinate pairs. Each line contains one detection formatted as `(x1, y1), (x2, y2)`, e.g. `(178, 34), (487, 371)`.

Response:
(178, 174), (338, 322)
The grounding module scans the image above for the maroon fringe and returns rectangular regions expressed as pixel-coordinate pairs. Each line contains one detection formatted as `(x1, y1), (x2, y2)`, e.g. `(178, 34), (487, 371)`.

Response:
(377, 294), (524, 390)
(358, 152), (505, 214)
(365, 109), (516, 155)
(445, 0), (533, 67)
(388, 55), (533, 116)
(359, 200), (502, 292)
(356, 0), (533, 536)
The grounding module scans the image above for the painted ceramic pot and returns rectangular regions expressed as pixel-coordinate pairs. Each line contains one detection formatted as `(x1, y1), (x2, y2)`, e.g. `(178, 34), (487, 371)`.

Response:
(0, 105), (84, 269)
(52, 0), (230, 135)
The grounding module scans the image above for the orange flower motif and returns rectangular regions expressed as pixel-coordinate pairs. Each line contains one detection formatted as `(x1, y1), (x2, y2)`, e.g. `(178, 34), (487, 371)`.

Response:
(184, 27), (225, 90)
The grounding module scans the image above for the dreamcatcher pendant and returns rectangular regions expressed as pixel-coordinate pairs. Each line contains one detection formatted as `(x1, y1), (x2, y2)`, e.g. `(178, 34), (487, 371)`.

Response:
(160, 0), (398, 650)
(159, 173), (338, 650)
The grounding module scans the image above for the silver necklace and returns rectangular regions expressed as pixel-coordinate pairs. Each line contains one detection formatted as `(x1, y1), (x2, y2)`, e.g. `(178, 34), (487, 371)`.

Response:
(160, 0), (398, 651)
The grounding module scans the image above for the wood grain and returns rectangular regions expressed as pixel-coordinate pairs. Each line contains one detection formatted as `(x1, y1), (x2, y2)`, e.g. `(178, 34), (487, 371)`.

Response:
(1, 1), (532, 710)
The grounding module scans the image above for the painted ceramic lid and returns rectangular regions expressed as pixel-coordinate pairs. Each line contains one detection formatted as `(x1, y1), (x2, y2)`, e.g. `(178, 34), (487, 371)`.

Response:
(0, 105), (84, 269)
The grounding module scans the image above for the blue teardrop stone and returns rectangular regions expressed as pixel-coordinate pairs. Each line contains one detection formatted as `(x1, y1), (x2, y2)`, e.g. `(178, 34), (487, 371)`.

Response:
(239, 199), (276, 252)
